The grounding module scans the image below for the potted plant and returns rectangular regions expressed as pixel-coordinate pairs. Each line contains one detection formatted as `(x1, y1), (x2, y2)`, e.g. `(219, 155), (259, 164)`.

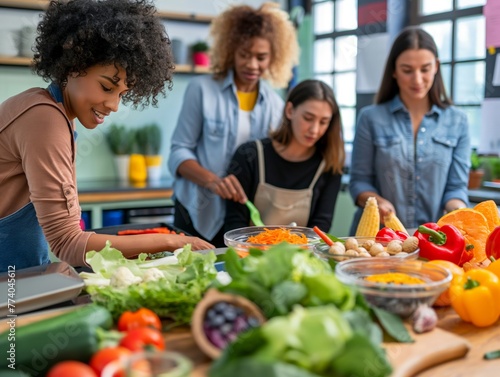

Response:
(492, 158), (500, 183)
(105, 124), (135, 181)
(191, 41), (210, 67)
(468, 148), (484, 189)
(136, 123), (163, 182)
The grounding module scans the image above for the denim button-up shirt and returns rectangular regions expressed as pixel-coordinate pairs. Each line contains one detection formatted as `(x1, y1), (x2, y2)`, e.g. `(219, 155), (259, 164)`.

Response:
(167, 71), (284, 239)
(349, 95), (470, 230)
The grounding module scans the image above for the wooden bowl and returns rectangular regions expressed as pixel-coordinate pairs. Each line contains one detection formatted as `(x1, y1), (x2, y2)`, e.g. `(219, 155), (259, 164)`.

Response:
(191, 289), (266, 359)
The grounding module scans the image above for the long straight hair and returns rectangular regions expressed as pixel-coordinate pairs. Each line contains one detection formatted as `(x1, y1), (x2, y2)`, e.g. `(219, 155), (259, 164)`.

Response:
(375, 26), (452, 107)
(271, 79), (345, 174)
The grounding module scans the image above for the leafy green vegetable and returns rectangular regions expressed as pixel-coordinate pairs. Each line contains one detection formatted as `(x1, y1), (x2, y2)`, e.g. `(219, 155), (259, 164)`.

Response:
(209, 306), (392, 377)
(210, 358), (322, 377)
(82, 243), (217, 324)
(342, 309), (383, 346)
(330, 334), (393, 377)
(217, 243), (355, 318)
(371, 307), (414, 343)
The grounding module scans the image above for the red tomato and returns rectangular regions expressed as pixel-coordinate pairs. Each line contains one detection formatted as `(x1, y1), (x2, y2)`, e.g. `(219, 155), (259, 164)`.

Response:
(117, 308), (162, 332)
(47, 361), (97, 377)
(89, 346), (132, 377)
(119, 327), (165, 351)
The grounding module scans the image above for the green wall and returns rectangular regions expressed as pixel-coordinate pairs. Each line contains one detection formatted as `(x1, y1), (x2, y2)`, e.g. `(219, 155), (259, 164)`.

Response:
(0, 66), (194, 181)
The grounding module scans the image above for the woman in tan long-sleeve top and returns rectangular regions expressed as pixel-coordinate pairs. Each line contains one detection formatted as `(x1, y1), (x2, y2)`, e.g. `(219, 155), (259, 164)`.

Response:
(0, 0), (213, 273)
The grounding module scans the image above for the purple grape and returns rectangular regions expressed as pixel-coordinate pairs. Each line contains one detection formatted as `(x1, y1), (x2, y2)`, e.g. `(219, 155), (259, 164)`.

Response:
(205, 327), (228, 348)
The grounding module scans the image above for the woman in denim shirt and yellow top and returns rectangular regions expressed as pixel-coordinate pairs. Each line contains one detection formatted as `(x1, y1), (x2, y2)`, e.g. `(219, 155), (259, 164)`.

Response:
(349, 27), (470, 233)
(168, 3), (299, 246)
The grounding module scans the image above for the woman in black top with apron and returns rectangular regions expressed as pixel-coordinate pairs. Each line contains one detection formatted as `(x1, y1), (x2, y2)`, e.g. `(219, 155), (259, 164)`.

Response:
(225, 79), (345, 232)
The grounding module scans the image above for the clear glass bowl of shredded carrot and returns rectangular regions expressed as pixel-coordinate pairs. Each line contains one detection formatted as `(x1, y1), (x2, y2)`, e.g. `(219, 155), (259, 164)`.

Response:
(224, 226), (320, 257)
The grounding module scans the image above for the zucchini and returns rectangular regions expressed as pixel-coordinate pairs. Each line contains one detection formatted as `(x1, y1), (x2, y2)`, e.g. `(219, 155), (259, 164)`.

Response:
(0, 370), (31, 377)
(0, 304), (112, 376)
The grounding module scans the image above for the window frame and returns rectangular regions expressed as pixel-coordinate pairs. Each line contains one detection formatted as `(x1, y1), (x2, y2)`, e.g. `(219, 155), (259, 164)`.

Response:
(312, 0), (358, 143)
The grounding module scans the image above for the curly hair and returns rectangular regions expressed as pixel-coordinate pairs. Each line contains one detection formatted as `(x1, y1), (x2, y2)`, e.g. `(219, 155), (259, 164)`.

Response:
(209, 2), (299, 88)
(33, 0), (174, 108)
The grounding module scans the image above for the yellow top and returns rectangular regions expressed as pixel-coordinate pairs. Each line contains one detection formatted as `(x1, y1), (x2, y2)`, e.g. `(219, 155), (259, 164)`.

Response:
(236, 90), (258, 111)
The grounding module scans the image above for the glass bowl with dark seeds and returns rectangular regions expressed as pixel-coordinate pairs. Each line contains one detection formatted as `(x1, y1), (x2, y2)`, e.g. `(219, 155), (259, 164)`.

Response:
(335, 258), (452, 318)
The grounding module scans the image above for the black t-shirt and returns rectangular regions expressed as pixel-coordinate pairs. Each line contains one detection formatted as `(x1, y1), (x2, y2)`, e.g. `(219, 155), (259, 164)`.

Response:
(224, 138), (342, 232)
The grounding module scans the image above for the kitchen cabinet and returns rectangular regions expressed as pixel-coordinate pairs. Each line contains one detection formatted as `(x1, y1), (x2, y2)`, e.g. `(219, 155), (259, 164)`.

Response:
(0, 0), (213, 74)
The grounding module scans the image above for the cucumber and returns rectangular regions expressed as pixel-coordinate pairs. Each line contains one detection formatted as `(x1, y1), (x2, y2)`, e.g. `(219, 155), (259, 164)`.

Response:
(0, 370), (31, 377)
(0, 304), (112, 376)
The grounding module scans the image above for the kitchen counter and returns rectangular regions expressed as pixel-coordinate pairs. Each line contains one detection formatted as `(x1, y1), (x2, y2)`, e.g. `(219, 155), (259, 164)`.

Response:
(78, 178), (174, 204)
(468, 187), (500, 206)
(77, 179), (175, 228)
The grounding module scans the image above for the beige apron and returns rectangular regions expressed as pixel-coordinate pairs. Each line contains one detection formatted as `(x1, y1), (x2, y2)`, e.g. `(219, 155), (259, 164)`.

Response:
(253, 140), (325, 226)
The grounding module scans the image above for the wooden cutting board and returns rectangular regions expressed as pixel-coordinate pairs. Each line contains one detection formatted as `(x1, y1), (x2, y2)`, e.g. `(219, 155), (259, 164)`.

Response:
(1, 306), (471, 377)
(384, 327), (470, 377)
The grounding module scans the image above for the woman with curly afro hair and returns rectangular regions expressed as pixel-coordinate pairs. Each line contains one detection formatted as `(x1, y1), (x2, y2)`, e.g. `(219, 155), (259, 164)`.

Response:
(0, 0), (213, 273)
(168, 2), (299, 246)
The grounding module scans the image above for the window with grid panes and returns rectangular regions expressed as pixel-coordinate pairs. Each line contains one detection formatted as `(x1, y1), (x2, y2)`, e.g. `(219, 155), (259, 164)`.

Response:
(412, 0), (487, 148)
(312, 0), (358, 144)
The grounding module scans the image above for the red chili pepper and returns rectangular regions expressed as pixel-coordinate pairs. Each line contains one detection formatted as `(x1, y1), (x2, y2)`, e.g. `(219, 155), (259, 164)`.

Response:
(486, 226), (500, 260)
(414, 223), (465, 265)
(375, 227), (409, 242)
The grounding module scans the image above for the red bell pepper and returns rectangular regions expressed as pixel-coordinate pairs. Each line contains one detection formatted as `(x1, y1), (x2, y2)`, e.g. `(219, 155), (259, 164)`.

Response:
(486, 226), (500, 260)
(376, 227), (409, 242)
(414, 223), (465, 265)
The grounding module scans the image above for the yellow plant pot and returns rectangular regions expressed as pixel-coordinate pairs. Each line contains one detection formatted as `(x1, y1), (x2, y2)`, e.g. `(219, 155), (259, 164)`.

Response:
(129, 154), (147, 182)
(145, 155), (162, 167)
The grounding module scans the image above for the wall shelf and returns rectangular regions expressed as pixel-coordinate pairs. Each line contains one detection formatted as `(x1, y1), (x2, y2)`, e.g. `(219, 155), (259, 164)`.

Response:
(0, 56), (32, 66)
(0, 1), (213, 70)
(0, 0), (214, 23)
(0, 56), (210, 74)
(0, 0), (47, 10)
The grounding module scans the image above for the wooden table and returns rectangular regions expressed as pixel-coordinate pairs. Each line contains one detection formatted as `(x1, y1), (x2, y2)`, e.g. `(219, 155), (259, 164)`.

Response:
(163, 307), (500, 377)
(4, 305), (500, 377)
(416, 307), (500, 376)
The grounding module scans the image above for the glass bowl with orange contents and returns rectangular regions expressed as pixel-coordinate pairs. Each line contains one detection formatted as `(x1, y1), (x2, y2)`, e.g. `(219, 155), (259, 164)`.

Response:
(223, 226), (320, 256)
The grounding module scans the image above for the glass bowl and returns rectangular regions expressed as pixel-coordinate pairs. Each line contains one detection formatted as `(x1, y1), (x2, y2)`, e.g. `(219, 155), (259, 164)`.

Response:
(335, 258), (452, 318)
(224, 226), (320, 254)
(313, 236), (419, 262)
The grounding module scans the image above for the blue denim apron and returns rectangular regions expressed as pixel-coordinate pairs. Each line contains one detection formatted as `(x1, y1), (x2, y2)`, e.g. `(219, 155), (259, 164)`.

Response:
(0, 83), (64, 272)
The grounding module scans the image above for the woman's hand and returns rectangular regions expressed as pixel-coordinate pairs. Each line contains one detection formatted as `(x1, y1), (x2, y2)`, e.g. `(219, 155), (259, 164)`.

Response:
(357, 192), (395, 221)
(377, 197), (396, 222)
(444, 199), (467, 214)
(207, 174), (247, 203)
(166, 234), (214, 251)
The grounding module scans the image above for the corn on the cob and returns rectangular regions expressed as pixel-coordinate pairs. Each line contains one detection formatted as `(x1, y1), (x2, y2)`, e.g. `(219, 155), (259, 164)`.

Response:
(384, 211), (408, 234)
(355, 197), (380, 237)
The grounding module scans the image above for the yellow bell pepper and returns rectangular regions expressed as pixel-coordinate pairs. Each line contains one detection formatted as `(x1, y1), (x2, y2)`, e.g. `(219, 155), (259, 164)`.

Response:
(487, 257), (500, 280)
(450, 269), (500, 327)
